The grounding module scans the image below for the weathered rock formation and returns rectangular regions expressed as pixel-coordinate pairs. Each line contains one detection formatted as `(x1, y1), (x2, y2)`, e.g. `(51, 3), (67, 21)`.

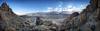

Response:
(64, 0), (100, 31)
(0, 2), (31, 31)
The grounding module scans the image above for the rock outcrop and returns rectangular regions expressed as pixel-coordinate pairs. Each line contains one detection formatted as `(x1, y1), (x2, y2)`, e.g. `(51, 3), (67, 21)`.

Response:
(64, 0), (100, 31)
(0, 2), (32, 31)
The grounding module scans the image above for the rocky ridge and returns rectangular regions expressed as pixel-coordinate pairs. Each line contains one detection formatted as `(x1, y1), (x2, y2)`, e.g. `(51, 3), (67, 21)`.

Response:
(63, 0), (100, 31)
(0, 2), (34, 31)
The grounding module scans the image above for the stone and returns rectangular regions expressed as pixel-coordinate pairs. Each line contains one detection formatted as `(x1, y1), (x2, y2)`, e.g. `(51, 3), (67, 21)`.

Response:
(96, 8), (100, 20)
(36, 17), (43, 25)
(80, 14), (87, 25)
(4, 27), (16, 31)
(69, 12), (79, 20)
(86, 5), (93, 12)
(98, 0), (100, 7)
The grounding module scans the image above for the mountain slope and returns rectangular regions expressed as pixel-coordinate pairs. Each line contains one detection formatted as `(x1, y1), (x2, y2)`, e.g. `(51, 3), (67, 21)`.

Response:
(63, 0), (100, 31)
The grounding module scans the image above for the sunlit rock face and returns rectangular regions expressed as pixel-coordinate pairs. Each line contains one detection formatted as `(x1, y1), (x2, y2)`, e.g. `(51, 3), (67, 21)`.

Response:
(0, 2), (29, 31)
(63, 0), (100, 31)
(0, 2), (16, 31)
(0, 2), (16, 20)
(98, 0), (100, 7)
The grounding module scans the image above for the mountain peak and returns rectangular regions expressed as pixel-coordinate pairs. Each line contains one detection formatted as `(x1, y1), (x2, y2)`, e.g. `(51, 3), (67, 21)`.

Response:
(0, 2), (16, 20)
(0, 2), (9, 11)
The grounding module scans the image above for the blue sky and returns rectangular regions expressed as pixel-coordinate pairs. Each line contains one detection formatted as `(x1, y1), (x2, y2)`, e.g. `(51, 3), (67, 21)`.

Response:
(0, 0), (90, 15)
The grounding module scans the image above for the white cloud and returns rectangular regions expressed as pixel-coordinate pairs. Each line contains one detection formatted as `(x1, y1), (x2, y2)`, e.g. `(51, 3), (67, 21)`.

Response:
(47, 1), (83, 14)
(67, 5), (73, 9)
(47, 7), (53, 12)
(66, 5), (82, 14)
(14, 9), (38, 15)
(14, 12), (26, 15)
(58, 1), (63, 7)
(46, 5), (82, 14)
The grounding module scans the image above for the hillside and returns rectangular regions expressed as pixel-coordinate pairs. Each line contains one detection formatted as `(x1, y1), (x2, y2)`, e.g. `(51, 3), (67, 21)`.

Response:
(63, 0), (100, 31)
